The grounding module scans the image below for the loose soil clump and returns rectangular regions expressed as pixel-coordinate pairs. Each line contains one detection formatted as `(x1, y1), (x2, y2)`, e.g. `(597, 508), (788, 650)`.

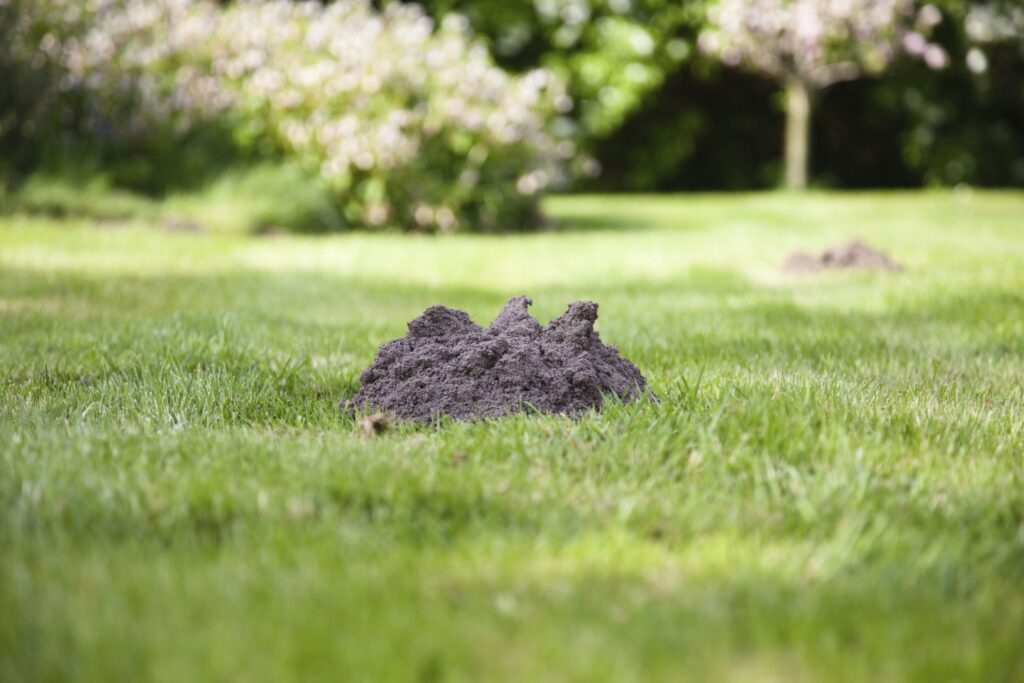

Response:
(784, 239), (903, 273)
(345, 296), (652, 421)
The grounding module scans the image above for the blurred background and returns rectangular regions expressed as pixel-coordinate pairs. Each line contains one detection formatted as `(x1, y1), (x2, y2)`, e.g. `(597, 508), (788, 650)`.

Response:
(1, 0), (1022, 233)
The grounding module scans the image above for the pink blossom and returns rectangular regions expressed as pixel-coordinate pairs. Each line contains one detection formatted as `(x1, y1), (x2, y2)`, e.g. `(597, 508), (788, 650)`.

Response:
(923, 43), (949, 70)
(903, 31), (926, 56)
(701, 0), (946, 88)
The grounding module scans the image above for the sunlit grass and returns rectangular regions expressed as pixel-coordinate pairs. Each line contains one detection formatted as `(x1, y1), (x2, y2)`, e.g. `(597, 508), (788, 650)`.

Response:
(2, 191), (1023, 682)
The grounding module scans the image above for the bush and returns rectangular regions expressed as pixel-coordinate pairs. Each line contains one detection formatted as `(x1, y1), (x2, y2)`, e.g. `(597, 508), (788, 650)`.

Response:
(0, 0), (80, 180)
(2, 0), (575, 232)
(0, 174), (157, 222)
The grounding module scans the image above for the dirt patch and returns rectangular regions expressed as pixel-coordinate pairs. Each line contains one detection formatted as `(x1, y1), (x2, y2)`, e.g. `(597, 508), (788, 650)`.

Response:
(783, 240), (903, 273)
(161, 216), (207, 234)
(345, 296), (652, 421)
(255, 224), (289, 237)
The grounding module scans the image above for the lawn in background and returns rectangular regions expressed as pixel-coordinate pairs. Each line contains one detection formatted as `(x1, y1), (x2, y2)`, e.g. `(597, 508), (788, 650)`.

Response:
(2, 192), (1023, 681)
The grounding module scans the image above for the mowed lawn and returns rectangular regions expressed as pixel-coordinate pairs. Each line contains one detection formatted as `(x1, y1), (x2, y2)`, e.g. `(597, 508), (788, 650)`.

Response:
(2, 192), (1023, 682)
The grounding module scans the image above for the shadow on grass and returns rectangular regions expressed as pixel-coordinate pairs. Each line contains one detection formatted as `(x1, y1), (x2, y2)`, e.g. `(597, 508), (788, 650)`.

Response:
(546, 212), (651, 233)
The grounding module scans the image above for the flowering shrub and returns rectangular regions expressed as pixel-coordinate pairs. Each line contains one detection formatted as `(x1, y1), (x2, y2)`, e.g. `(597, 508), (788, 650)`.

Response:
(6, 0), (574, 231)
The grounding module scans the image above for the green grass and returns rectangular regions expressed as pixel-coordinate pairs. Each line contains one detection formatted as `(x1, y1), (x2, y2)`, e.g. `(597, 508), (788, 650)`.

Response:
(2, 191), (1023, 682)
(1, 166), (343, 234)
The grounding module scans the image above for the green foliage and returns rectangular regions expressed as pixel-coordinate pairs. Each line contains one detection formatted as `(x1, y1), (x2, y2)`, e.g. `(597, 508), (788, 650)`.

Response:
(167, 165), (346, 234)
(0, 175), (156, 222)
(413, 0), (1024, 190)
(892, 0), (1024, 186)
(3, 193), (1024, 680)
(414, 0), (695, 138)
(0, 0), (81, 180)
(1, 165), (348, 235)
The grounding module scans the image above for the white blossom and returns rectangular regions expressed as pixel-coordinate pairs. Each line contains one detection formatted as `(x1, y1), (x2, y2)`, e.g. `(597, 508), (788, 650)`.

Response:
(965, 47), (988, 75)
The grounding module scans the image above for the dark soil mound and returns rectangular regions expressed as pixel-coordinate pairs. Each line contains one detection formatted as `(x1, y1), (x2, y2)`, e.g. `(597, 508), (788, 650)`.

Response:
(784, 240), (903, 273)
(345, 296), (652, 421)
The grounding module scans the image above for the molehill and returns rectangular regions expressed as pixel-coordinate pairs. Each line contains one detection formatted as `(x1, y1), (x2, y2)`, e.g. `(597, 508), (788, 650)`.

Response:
(345, 296), (652, 421)
(784, 239), (903, 273)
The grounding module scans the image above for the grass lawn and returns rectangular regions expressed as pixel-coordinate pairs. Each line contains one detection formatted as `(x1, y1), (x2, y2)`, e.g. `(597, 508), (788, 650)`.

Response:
(2, 191), (1023, 682)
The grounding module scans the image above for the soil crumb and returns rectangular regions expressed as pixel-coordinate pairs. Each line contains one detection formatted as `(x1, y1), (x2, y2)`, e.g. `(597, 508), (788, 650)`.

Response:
(161, 216), (207, 234)
(784, 239), (903, 273)
(345, 296), (652, 422)
(358, 411), (395, 437)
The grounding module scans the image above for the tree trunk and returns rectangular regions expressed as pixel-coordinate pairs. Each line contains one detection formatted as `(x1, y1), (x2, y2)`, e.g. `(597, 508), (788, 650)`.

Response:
(784, 76), (812, 191)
